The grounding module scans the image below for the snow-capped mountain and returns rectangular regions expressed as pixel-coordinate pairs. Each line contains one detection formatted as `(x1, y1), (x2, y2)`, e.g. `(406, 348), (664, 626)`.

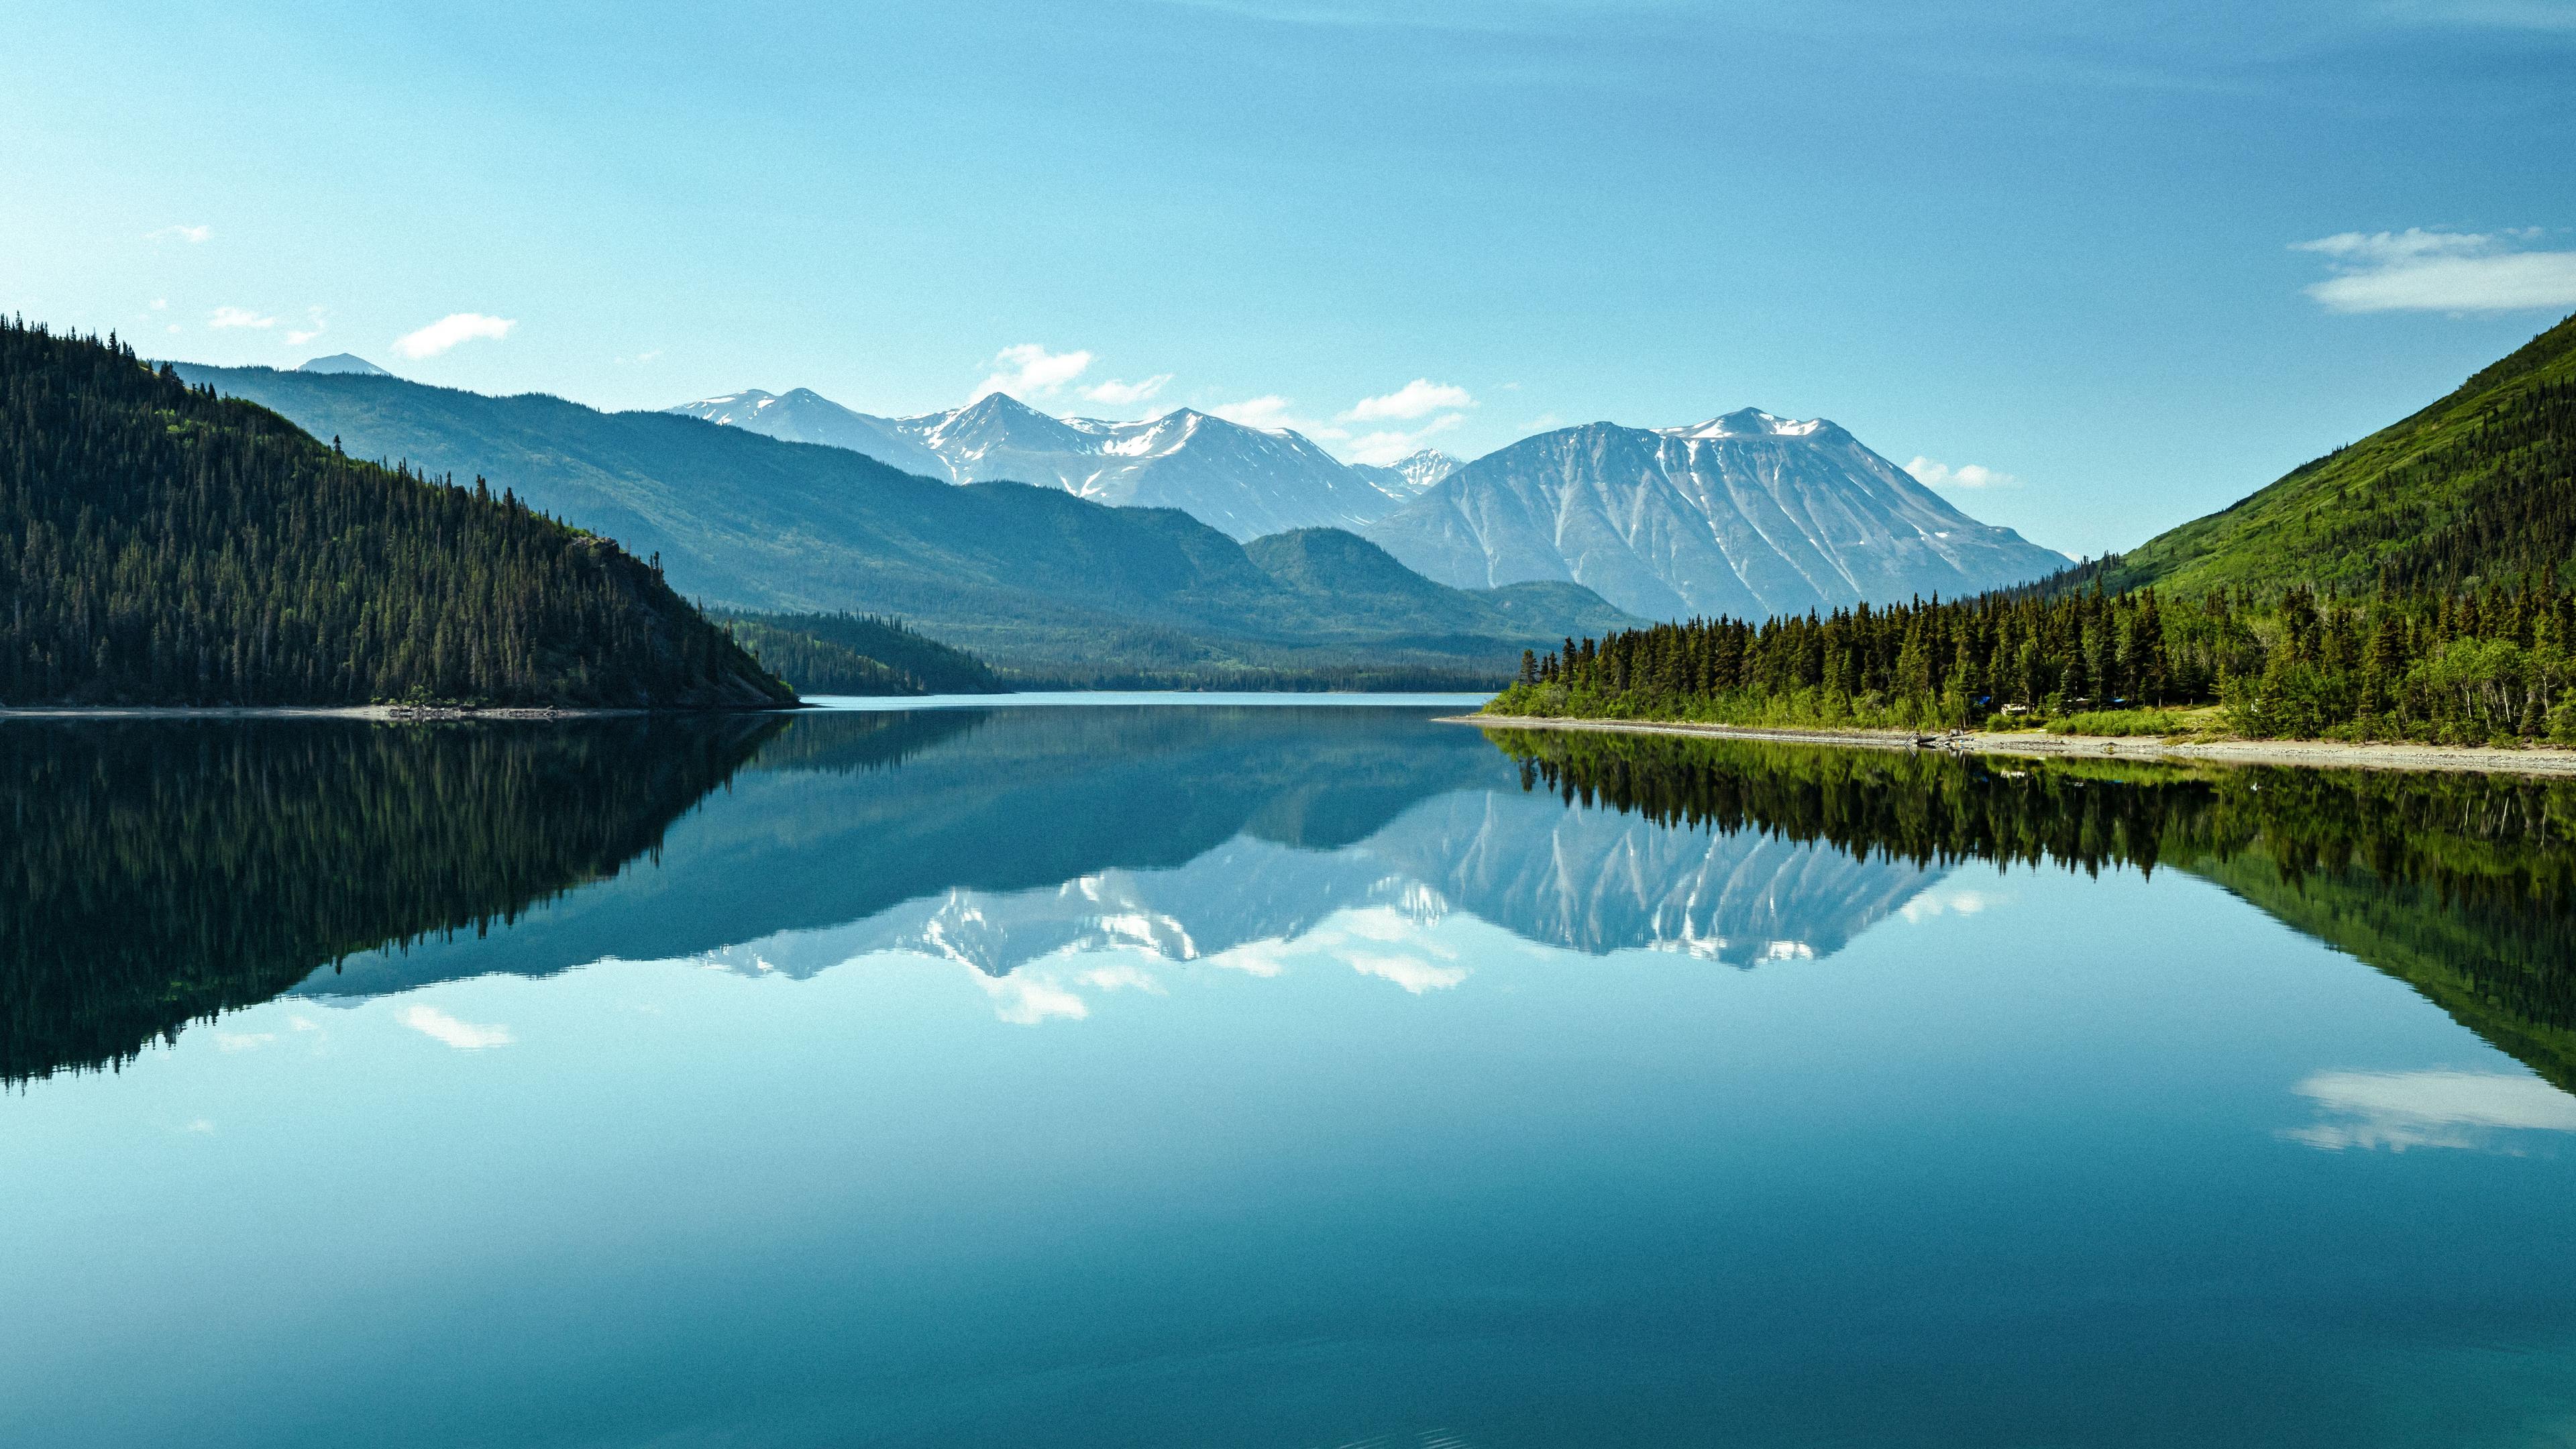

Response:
(665, 387), (951, 479)
(1360, 408), (2069, 620)
(1350, 448), (1463, 506)
(669, 388), (1406, 541)
(682, 770), (1945, 982)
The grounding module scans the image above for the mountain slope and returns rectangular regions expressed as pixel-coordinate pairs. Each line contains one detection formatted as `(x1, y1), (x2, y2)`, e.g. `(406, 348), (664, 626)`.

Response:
(4, 323), (788, 708)
(2086, 312), (2576, 598)
(1362, 409), (2068, 620)
(172, 363), (1643, 676)
(672, 388), (1407, 539)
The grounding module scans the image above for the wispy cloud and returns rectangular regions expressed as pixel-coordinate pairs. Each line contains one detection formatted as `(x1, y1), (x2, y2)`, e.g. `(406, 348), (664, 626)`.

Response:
(1346, 413), (1466, 466)
(1905, 456), (2020, 490)
(209, 305), (276, 330)
(1210, 394), (1299, 430)
(393, 313), (517, 358)
(1079, 962), (1166, 993)
(215, 1030), (276, 1053)
(150, 223), (211, 244)
(2294, 227), (2576, 313)
(398, 1004), (514, 1050)
(1082, 373), (1173, 408)
(2286, 1068), (2576, 1151)
(1344, 378), (1475, 421)
(979, 971), (1089, 1024)
(284, 308), (327, 346)
(1349, 953), (1469, 994)
(973, 343), (1093, 401)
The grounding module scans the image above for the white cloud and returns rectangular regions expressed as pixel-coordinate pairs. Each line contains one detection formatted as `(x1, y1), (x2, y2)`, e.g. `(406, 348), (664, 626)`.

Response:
(209, 305), (276, 330)
(2294, 227), (2576, 313)
(979, 971), (1089, 1024)
(1206, 941), (1290, 977)
(1210, 394), (1298, 431)
(2286, 1068), (2576, 1151)
(1344, 378), (1475, 421)
(1081, 373), (1173, 407)
(1349, 953), (1469, 994)
(149, 299), (167, 311)
(1898, 886), (2008, 923)
(284, 308), (327, 346)
(392, 312), (517, 359)
(215, 1030), (276, 1053)
(150, 224), (211, 244)
(1079, 962), (1166, 993)
(398, 1004), (514, 1050)
(1346, 413), (1466, 467)
(973, 343), (1092, 401)
(1905, 455), (2019, 490)
(185, 1118), (217, 1134)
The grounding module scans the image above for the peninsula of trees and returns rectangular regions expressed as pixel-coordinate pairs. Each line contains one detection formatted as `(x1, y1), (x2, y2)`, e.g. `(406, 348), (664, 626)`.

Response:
(1487, 311), (2576, 747)
(0, 319), (793, 708)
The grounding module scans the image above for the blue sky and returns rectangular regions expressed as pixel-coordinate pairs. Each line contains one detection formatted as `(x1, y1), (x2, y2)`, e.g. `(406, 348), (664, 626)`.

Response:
(4, 1), (2571, 556)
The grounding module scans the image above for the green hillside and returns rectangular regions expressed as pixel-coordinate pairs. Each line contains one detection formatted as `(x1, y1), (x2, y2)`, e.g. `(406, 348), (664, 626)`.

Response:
(169, 364), (1645, 680)
(2090, 311), (2576, 598)
(718, 612), (1004, 696)
(3, 322), (792, 708)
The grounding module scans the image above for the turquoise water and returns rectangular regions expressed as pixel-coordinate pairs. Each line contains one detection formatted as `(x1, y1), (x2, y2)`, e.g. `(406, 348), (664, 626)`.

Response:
(4, 702), (2575, 1446)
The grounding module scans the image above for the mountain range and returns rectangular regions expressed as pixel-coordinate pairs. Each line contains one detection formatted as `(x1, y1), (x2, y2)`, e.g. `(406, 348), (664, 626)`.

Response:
(674, 385), (2065, 620)
(669, 388), (1436, 539)
(169, 363), (1640, 678)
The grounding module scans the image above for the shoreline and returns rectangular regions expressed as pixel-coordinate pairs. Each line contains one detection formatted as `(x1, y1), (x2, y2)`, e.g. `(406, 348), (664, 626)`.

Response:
(1451, 714), (2576, 777)
(0, 704), (803, 721)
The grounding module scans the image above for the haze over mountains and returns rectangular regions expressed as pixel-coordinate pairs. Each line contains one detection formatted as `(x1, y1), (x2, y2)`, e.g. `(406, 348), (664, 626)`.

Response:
(676, 385), (2065, 620)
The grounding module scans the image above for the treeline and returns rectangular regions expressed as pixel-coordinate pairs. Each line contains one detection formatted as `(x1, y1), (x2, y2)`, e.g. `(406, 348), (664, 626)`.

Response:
(0, 715), (780, 1083)
(0, 319), (792, 707)
(716, 611), (1002, 696)
(1487, 577), (2576, 745)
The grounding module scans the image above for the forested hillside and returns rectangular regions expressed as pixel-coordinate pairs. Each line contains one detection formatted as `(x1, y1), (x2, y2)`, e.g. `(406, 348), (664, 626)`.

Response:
(2, 320), (792, 708)
(1484, 315), (2576, 747)
(718, 612), (1003, 696)
(2076, 311), (2576, 598)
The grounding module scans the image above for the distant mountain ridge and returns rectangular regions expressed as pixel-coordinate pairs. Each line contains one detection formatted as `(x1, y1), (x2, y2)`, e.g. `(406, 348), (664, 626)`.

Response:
(171, 363), (1644, 679)
(670, 388), (1401, 540)
(1360, 407), (2070, 619)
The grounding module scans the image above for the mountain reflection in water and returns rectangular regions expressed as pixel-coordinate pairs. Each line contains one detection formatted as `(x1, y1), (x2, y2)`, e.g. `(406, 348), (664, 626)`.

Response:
(3, 706), (2571, 1090)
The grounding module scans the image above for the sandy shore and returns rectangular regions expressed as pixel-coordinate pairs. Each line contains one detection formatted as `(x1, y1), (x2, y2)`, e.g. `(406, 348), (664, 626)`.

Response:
(1452, 714), (2576, 778)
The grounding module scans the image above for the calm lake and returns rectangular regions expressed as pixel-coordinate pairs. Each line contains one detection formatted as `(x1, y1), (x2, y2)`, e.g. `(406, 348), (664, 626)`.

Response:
(6, 699), (2575, 1448)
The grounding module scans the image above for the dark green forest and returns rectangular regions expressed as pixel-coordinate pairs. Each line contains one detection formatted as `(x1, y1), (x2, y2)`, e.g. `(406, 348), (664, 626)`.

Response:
(1487, 578), (2576, 745)
(717, 611), (1003, 695)
(1, 319), (792, 707)
(0, 715), (780, 1083)
(1489, 727), (2576, 1089)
